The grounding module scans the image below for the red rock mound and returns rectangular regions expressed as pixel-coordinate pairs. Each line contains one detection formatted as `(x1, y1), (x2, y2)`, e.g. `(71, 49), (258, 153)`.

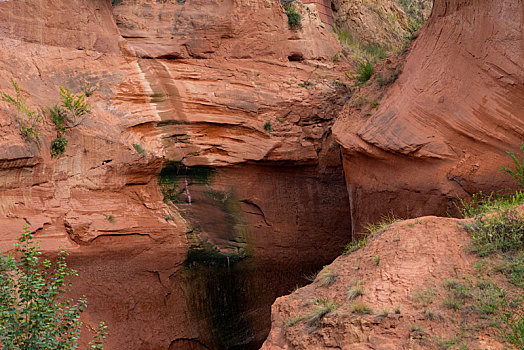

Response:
(261, 216), (509, 349)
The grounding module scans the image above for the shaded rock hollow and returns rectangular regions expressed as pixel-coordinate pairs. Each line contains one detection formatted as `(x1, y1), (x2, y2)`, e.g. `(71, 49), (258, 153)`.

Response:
(0, 0), (353, 348)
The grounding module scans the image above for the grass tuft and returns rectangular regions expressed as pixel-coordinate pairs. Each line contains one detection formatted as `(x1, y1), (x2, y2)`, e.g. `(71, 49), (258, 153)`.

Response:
(316, 267), (337, 287)
(346, 279), (365, 300)
(351, 301), (372, 314)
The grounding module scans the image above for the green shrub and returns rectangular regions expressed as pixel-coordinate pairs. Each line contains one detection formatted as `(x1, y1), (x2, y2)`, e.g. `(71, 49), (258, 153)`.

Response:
(501, 143), (524, 188)
(1, 80), (42, 140)
(354, 60), (374, 84)
(342, 236), (367, 255)
(498, 293), (524, 349)
(465, 209), (524, 256)
(51, 137), (68, 157)
(455, 191), (524, 218)
(82, 80), (99, 97)
(0, 226), (107, 348)
(373, 255), (380, 266)
(298, 81), (312, 88)
(57, 86), (90, 128)
(49, 104), (67, 133)
(264, 121), (272, 132)
(285, 5), (301, 29)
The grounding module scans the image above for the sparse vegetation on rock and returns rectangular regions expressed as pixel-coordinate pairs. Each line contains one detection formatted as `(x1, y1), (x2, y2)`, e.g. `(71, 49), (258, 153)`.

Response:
(1, 80), (42, 141)
(283, 3), (301, 30)
(51, 136), (68, 157)
(0, 226), (107, 349)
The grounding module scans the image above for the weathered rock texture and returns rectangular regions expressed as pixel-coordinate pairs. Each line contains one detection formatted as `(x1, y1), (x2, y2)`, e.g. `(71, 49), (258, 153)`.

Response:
(261, 215), (511, 349)
(333, 0), (524, 233)
(0, 0), (352, 348)
(331, 0), (411, 50)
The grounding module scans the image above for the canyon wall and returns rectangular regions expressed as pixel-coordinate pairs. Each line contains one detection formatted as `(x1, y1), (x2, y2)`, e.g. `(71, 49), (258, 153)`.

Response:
(333, 0), (524, 232)
(0, 0), (353, 348)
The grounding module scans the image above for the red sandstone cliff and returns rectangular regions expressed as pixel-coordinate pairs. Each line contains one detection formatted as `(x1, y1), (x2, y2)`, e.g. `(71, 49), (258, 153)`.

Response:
(333, 0), (524, 232)
(0, 0), (352, 348)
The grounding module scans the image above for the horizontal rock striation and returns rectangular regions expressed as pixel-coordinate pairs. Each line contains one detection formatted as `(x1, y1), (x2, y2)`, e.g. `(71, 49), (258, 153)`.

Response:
(0, 0), (352, 348)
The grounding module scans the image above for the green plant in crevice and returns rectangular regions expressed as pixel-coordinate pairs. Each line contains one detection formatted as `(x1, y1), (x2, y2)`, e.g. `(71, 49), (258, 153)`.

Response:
(0, 226), (107, 349)
(298, 80), (313, 88)
(264, 121), (272, 132)
(284, 4), (301, 30)
(133, 143), (145, 155)
(1, 80), (42, 141)
(373, 255), (381, 266)
(82, 80), (99, 98)
(51, 136), (68, 157)
(365, 211), (399, 235)
(354, 60), (374, 84)
(49, 85), (92, 157)
(57, 86), (90, 129)
(501, 143), (524, 189)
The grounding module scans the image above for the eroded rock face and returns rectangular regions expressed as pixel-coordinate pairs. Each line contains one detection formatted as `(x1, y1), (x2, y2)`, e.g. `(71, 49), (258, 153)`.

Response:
(0, 0), (352, 348)
(331, 0), (411, 50)
(333, 0), (524, 232)
(261, 215), (509, 349)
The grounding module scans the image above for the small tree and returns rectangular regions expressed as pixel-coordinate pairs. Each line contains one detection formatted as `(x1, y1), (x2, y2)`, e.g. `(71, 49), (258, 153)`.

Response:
(55, 87), (91, 129)
(49, 86), (92, 157)
(0, 226), (106, 349)
(1, 80), (42, 141)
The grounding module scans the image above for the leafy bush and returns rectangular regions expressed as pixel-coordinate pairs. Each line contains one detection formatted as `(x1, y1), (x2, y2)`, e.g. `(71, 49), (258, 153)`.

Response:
(1, 80), (42, 140)
(82, 80), (99, 97)
(51, 137), (68, 157)
(455, 191), (524, 218)
(49, 86), (92, 157)
(499, 293), (524, 349)
(56, 86), (90, 129)
(0, 226), (106, 349)
(49, 104), (67, 133)
(263, 121), (272, 132)
(501, 143), (524, 188)
(465, 209), (524, 256)
(284, 4), (301, 29)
